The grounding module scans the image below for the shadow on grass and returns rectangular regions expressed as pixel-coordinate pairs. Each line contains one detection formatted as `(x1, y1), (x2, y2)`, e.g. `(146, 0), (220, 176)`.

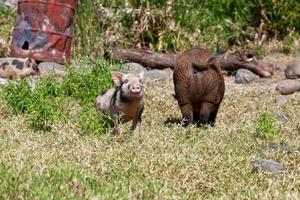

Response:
(164, 117), (212, 129)
(164, 117), (183, 127)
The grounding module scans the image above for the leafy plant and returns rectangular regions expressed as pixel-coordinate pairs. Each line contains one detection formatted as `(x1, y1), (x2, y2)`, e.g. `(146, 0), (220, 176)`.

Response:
(255, 110), (278, 139)
(4, 80), (33, 114)
(3, 58), (113, 133)
(61, 58), (113, 104)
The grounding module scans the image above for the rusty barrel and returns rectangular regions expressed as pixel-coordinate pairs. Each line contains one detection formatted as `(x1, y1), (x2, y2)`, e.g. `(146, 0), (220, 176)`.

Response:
(10, 0), (76, 64)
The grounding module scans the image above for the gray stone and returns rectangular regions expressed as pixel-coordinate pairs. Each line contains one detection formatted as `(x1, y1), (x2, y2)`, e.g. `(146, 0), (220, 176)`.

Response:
(0, 77), (9, 86)
(285, 61), (300, 79)
(276, 79), (300, 95)
(263, 144), (294, 154)
(123, 62), (147, 74)
(0, 0), (17, 9)
(144, 68), (173, 81)
(274, 63), (287, 72)
(292, 50), (300, 58)
(265, 52), (286, 59)
(26, 78), (38, 91)
(38, 62), (67, 75)
(271, 111), (291, 122)
(274, 96), (288, 106)
(252, 159), (287, 174)
(235, 69), (260, 84)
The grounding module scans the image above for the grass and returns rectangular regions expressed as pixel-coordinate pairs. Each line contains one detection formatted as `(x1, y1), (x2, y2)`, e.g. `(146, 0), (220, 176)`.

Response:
(3, 58), (113, 132)
(0, 1), (299, 199)
(255, 109), (278, 139)
(0, 72), (299, 199)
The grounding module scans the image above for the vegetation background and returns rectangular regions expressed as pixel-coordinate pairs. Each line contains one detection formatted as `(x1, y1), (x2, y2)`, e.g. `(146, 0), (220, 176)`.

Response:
(1, 0), (300, 57)
(0, 0), (299, 199)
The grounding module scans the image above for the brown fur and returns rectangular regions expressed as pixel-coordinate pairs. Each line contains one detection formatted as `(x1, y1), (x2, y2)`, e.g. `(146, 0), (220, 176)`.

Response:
(173, 48), (225, 126)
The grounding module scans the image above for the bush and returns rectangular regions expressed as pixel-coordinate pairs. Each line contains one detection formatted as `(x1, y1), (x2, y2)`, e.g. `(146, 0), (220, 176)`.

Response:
(3, 58), (113, 133)
(73, 0), (300, 57)
(4, 80), (33, 114)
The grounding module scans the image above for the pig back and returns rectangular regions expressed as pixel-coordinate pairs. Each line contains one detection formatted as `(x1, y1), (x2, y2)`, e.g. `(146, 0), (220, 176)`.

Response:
(190, 67), (224, 104)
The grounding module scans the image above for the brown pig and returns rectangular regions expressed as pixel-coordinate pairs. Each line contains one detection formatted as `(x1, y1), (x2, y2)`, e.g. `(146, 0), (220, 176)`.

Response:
(173, 48), (225, 126)
(95, 71), (144, 136)
(0, 58), (39, 81)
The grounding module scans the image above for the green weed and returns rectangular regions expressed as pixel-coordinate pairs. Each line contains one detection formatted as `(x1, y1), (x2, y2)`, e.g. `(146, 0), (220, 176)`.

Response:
(4, 80), (33, 114)
(255, 109), (278, 139)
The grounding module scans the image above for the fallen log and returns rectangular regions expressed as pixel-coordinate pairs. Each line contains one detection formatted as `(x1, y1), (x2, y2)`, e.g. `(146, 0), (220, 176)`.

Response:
(104, 48), (176, 69)
(213, 51), (273, 77)
(104, 48), (273, 77)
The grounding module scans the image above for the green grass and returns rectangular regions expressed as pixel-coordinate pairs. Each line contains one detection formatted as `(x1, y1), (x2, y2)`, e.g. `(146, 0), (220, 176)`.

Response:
(255, 109), (278, 139)
(0, 72), (299, 199)
(3, 58), (113, 132)
(1, 1), (299, 57)
(72, 0), (300, 57)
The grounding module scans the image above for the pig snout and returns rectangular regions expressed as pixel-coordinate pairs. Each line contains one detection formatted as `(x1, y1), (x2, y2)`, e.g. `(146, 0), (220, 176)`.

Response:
(131, 83), (142, 93)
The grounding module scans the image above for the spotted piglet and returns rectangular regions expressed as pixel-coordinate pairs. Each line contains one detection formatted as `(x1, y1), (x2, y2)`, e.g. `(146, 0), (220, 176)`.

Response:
(96, 71), (144, 136)
(0, 58), (39, 81)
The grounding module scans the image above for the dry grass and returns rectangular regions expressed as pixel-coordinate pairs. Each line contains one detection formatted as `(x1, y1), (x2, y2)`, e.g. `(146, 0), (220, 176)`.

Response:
(0, 71), (299, 199)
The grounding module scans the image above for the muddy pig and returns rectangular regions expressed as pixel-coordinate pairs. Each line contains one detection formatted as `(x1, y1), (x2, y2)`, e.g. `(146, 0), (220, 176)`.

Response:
(96, 71), (144, 135)
(0, 58), (39, 81)
(173, 48), (225, 126)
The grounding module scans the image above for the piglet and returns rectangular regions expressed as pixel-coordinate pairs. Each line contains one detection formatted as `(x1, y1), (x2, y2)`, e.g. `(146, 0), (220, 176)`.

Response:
(0, 58), (39, 81)
(96, 71), (144, 136)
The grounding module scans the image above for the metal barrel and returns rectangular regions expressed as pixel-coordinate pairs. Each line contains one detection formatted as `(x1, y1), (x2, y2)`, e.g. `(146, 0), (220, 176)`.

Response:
(10, 0), (76, 64)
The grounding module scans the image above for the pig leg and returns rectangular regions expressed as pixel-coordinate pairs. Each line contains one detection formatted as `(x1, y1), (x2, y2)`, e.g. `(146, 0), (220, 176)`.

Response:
(115, 122), (124, 136)
(208, 105), (220, 126)
(131, 106), (144, 133)
(131, 119), (141, 133)
(180, 104), (193, 126)
(199, 102), (216, 126)
(112, 113), (123, 136)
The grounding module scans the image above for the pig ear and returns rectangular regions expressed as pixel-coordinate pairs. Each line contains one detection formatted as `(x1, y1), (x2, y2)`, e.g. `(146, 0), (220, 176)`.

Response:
(111, 71), (123, 86)
(137, 71), (144, 79)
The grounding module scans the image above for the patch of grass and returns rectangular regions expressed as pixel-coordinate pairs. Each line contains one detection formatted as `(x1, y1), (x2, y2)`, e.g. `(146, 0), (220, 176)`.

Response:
(0, 5), (15, 57)
(255, 109), (278, 140)
(79, 105), (113, 135)
(62, 58), (113, 105)
(0, 76), (299, 199)
(3, 58), (113, 133)
(4, 80), (33, 114)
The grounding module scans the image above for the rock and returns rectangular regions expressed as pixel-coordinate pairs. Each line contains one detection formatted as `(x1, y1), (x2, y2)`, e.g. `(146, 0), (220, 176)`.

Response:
(285, 61), (300, 79)
(144, 68), (173, 81)
(274, 96), (288, 106)
(252, 159), (287, 174)
(271, 111), (291, 122)
(235, 69), (260, 84)
(0, 0), (17, 9)
(0, 77), (9, 86)
(123, 62), (147, 74)
(263, 143), (294, 154)
(274, 63), (287, 72)
(38, 62), (67, 76)
(26, 78), (38, 91)
(276, 79), (300, 95)
(292, 50), (300, 58)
